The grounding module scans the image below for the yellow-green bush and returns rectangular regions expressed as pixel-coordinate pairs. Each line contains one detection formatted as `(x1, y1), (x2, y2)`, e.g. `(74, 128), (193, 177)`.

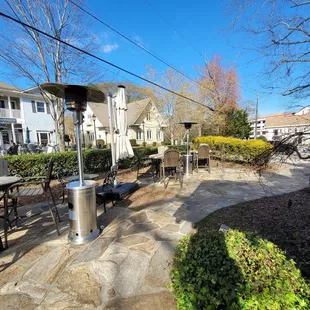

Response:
(193, 136), (273, 162)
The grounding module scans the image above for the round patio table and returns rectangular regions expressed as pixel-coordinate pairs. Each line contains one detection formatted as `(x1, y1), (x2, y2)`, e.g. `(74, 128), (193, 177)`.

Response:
(0, 176), (22, 251)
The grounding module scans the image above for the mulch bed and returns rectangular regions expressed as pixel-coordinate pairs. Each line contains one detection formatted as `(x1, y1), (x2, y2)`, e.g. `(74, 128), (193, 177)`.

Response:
(197, 187), (310, 280)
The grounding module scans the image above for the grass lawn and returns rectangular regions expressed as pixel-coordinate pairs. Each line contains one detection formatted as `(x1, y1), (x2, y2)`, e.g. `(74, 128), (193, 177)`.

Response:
(196, 187), (310, 280)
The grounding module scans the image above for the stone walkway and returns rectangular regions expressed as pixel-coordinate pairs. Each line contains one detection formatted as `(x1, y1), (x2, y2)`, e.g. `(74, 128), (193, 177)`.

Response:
(0, 159), (309, 309)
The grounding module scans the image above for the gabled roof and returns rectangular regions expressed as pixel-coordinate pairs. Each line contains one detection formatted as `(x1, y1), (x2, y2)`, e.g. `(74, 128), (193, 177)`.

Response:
(89, 97), (153, 127)
(0, 82), (20, 91)
(265, 114), (310, 127)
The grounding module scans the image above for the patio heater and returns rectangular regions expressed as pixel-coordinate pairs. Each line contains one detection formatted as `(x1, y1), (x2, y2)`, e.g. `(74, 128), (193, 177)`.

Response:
(179, 121), (197, 175)
(41, 83), (105, 244)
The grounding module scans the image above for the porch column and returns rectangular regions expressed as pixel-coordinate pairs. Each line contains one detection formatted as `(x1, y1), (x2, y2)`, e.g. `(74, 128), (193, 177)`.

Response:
(7, 96), (11, 117)
(11, 123), (16, 143)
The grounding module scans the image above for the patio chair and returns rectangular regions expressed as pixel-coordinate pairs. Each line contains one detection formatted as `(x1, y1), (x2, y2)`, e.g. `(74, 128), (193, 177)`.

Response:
(96, 166), (118, 213)
(5, 158), (61, 235)
(161, 149), (183, 189)
(56, 166), (72, 204)
(135, 156), (156, 181)
(157, 146), (168, 154)
(195, 144), (211, 172)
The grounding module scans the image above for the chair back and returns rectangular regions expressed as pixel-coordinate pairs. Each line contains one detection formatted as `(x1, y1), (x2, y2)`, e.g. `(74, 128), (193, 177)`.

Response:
(103, 169), (118, 190)
(0, 159), (8, 176)
(158, 146), (168, 154)
(44, 159), (54, 191)
(163, 149), (180, 168)
(198, 144), (211, 159)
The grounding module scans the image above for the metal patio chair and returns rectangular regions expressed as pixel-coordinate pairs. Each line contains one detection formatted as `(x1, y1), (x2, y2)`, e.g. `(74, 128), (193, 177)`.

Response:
(5, 158), (61, 235)
(135, 156), (156, 181)
(195, 144), (211, 172)
(161, 149), (183, 189)
(96, 165), (118, 213)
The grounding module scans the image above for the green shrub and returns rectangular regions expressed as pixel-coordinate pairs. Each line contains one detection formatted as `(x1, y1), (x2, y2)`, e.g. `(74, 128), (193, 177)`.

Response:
(152, 142), (157, 147)
(170, 230), (310, 310)
(4, 147), (158, 177)
(168, 145), (187, 153)
(193, 136), (273, 162)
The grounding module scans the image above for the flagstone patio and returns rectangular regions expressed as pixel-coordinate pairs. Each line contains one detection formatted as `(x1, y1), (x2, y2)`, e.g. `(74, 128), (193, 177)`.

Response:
(0, 158), (309, 309)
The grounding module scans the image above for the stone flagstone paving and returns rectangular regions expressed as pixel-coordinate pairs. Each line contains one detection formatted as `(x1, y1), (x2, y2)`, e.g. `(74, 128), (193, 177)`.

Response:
(0, 158), (309, 309)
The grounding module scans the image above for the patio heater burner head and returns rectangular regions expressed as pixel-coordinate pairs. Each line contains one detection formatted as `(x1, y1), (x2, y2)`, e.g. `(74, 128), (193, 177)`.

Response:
(179, 120), (198, 130)
(40, 83), (105, 112)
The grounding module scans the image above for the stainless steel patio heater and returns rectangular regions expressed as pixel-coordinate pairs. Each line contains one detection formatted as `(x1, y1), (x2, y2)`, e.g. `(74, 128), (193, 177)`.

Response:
(41, 83), (105, 244)
(179, 121), (197, 175)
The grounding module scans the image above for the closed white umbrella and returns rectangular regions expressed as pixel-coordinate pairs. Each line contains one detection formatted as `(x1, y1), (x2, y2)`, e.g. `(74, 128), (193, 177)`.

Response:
(114, 85), (134, 161)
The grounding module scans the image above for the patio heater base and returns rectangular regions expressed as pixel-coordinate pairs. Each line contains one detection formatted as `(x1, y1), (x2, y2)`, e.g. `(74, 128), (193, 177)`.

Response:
(183, 154), (193, 175)
(67, 181), (100, 245)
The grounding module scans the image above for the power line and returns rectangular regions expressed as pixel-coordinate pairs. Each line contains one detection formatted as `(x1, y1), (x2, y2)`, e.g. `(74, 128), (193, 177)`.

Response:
(68, 0), (206, 92)
(0, 11), (213, 111)
(143, 0), (205, 60)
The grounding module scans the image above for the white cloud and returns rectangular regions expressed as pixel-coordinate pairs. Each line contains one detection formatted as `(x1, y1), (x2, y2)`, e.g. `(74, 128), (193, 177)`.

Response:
(101, 43), (119, 53)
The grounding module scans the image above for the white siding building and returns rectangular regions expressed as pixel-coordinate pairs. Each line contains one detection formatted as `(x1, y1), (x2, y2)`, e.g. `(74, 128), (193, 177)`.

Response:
(83, 98), (167, 146)
(250, 107), (310, 142)
(0, 82), (55, 150)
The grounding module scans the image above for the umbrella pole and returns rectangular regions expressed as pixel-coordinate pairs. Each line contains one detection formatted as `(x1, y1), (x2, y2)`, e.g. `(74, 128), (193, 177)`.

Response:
(108, 93), (116, 167)
(74, 111), (84, 186)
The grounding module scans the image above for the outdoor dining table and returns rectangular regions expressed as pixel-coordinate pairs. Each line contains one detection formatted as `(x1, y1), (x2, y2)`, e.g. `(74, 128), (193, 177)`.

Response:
(0, 176), (22, 251)
(64, 173), (99, 182)
(149, 153), (164, 178)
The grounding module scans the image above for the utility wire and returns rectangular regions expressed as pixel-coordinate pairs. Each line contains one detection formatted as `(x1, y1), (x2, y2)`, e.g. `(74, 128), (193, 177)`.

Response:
(0, 11), (213, 111)
(68, 0), (207, 92)
(143, 0), (205, 60)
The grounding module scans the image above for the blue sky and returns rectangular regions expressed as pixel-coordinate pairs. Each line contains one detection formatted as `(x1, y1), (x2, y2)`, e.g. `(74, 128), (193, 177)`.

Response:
(0, 0), (302, 115)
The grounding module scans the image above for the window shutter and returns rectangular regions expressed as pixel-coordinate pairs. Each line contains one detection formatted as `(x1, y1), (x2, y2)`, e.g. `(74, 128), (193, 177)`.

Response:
(46, 103), (51, 114)
(31, 101), (36, 113)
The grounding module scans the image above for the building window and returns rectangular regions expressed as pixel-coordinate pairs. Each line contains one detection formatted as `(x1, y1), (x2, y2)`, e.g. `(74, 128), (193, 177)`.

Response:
(136, 130), (142, 140)
(147, 130), (152, 140)
(274, 129), (278, 135)
(147, 112), (151, 121)
(37, 132), (49, 145)
(2, 131), (9, 144)
(36, 101), (45, 113)
(0, 100), (5, 109)
(88, 132), (94, 142)
(156, 130), (161, 141)
(10, 101), (16, 109)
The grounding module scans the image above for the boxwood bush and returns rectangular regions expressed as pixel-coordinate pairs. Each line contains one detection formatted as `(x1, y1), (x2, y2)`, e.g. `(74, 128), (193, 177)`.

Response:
(3, 147), (158, 177)
(192, 136), (273, 162)
(170, 230), (310, 310)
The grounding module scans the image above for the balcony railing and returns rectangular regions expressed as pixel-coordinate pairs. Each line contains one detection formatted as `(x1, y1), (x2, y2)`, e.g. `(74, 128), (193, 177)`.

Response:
(11, 109), (21, 118)
(0, 108), (22, 119)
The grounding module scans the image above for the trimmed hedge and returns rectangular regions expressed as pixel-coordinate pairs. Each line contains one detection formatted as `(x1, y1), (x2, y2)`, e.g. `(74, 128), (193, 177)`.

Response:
(170, 230), (310, 310)
(193, 136), (273, 162)
(3, 147), (158, 178)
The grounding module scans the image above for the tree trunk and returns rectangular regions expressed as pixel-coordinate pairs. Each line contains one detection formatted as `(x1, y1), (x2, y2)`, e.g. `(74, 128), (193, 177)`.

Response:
(170, 133), (174, 145)
(58, 120), (65, 152)
(198, 124), (202, 136)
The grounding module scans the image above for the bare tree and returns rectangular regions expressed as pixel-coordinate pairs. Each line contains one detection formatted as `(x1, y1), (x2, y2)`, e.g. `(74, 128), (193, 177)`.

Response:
(229, 0), (310, 100)
(146, 66), (198, 145)
(198, 55), (240, 135)
(0, 0), (100, 151)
